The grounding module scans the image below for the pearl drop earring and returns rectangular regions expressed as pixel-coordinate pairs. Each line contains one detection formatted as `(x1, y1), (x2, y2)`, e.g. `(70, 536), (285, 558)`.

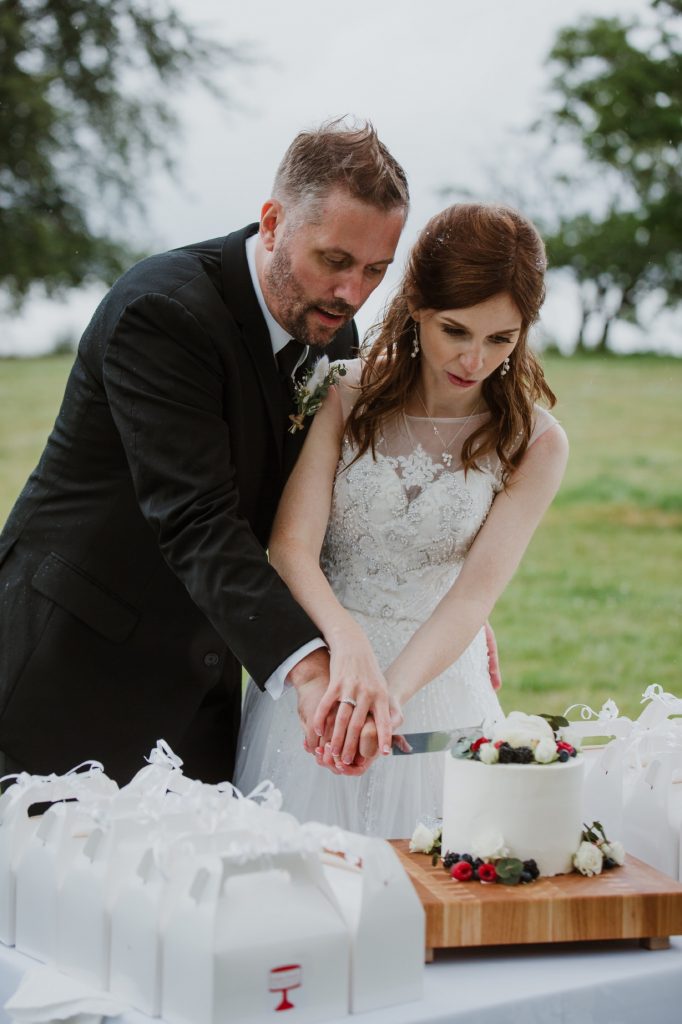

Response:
(500, 356), (510, 377)
(411, 323), (420, 359)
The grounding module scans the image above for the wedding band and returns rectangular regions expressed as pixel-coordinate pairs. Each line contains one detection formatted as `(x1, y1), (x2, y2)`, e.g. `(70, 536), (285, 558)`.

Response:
(340, 697), (357, 708)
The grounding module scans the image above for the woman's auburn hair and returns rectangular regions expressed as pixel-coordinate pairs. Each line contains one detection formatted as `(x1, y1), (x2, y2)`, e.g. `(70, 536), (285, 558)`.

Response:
(344, 203), (557, 482)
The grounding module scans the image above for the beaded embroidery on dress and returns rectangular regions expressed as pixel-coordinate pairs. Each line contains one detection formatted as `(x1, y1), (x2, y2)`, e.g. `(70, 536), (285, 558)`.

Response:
(236, 360), (558, 838)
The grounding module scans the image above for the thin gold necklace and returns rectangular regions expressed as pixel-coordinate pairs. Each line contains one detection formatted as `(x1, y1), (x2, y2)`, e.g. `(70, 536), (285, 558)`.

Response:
(415, 391), (481, 468)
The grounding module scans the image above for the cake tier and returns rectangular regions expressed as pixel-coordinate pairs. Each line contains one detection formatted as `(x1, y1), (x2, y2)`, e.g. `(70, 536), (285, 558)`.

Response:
(441, 755), (584, 877)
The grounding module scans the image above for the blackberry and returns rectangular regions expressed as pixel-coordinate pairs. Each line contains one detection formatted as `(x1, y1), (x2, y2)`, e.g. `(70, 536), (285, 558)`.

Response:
(442, 852), (459, 869)
(520, 870), (533, 884)
(603, 857), (617, 870)
(523, 859), (540, 879)
(497, 743), (517, 763)
(473, 857), (484, 870)
(515, 746), (534, 764)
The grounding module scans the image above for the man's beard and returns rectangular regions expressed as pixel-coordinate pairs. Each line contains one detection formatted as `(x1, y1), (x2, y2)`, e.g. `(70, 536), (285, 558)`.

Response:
(264, 241), (355, 347)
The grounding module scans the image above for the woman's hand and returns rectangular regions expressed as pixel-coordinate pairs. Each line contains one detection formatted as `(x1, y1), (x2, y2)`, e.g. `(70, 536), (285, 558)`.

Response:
(312, 624), (393, 768)
(314, 692), (404, 773)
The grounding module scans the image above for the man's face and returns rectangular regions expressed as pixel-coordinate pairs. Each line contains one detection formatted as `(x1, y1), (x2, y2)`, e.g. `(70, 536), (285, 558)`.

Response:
(259, 188), (405, 347)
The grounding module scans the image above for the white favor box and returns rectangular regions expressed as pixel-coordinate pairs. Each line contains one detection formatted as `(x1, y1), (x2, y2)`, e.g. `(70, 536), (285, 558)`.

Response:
(14, 801), (93, 963)
(109, 848), (166, 1016)
(322, 836), (424, 1014)
(56, 818), (152, 989)
(580, 740), (626, 839)
(0, 783), (45, 946)
(109, 839), (201, 1018)
(622, 752), (681, 879)
(162, 852), (350, 1024)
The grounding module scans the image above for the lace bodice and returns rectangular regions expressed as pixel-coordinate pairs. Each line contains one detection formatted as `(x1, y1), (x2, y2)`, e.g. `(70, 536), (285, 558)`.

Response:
(320, 360), (556, 633)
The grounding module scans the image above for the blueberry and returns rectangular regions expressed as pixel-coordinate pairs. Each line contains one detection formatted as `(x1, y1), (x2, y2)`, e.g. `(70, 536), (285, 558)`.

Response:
(558, 750), (570, 762)
(461, 853), (474, 865)
(520, 870), (533, 883)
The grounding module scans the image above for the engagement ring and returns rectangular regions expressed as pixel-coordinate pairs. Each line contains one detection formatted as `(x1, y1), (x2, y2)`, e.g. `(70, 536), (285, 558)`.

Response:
(340, 697), (357, 708)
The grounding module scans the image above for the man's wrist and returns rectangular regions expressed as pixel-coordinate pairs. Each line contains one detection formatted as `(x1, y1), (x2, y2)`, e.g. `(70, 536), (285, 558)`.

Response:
(288, 646), (329, 689)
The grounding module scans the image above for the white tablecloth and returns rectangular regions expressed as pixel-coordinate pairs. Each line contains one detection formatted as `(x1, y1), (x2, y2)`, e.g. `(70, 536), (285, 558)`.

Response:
(0, 938), (680, 1024)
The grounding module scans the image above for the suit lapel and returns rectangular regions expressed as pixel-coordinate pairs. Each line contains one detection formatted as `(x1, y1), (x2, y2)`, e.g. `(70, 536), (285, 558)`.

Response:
(220, 225), (287, 465)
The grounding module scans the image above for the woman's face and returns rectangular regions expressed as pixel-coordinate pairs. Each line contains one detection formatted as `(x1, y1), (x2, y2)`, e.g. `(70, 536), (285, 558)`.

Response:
(413, 292), (523, 410)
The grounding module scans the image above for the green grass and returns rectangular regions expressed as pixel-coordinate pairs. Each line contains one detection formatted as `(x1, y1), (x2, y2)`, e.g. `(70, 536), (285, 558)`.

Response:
(490, 354), (681, 720)
(1, 352), (680, 721)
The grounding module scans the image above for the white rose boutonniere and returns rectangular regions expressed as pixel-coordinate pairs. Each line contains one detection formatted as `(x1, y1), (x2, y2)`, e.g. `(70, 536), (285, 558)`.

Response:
(288, 357), (347, 433)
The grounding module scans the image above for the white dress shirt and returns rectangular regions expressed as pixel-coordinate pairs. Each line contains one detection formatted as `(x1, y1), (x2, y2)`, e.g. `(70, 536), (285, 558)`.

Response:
(244, 234), (326, 698)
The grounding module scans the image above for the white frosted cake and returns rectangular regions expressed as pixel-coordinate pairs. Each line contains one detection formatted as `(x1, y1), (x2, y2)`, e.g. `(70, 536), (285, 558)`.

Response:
(441, 712), (585, 877)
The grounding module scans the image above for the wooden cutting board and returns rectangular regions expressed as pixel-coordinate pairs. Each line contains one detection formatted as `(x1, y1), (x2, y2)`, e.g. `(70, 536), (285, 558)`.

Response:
(390, 840), (682, 958)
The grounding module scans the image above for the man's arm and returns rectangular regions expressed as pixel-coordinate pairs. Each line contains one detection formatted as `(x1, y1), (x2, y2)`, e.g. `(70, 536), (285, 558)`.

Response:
(103, 292), (323, 685)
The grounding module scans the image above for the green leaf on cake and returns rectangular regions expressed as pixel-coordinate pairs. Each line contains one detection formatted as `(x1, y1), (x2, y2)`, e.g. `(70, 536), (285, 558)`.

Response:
(494, 858), (524, 885)
(540, 713), (570, 733)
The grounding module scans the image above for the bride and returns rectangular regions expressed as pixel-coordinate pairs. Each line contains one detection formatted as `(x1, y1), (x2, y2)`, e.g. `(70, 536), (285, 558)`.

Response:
(235, 203), (568, 837)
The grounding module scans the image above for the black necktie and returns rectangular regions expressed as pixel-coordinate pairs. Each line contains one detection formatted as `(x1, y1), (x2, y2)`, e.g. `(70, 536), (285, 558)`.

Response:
(277, 339), (307, 399)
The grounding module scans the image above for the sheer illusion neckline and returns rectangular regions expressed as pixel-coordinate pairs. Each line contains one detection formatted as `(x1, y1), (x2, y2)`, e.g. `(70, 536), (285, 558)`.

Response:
(404, 411), (489, 423)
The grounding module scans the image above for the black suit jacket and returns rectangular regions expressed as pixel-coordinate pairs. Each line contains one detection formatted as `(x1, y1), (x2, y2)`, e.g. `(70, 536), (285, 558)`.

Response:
(0, 225), (355, 783)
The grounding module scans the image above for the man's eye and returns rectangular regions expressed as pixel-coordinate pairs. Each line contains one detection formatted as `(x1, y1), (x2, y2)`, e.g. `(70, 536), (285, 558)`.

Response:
(324, 256), (346, 267)
(366, 265), (385, 277)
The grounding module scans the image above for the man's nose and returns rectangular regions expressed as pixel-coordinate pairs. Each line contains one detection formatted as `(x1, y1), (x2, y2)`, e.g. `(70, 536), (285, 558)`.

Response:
(332, 270), (371, 310)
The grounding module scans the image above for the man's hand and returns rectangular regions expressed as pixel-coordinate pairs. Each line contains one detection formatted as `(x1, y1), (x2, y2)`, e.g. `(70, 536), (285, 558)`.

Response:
(288, 647), (332, 755)
(485, 620), (502, 691)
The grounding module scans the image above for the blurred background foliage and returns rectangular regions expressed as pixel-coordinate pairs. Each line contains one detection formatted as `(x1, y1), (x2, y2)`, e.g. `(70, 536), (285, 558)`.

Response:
(0, 0), (236, 307)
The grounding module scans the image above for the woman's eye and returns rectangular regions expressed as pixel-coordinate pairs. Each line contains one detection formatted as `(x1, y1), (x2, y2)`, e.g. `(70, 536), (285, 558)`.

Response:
(443, 326), (465, 337)
(491, 335), (512, 344)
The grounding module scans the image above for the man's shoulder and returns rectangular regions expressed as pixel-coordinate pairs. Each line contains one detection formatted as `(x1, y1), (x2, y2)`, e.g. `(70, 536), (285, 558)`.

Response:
(116, 236), (225, 300)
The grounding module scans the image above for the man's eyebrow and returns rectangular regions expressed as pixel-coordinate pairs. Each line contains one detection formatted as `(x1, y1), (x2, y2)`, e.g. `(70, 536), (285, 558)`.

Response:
(320, 248), (395, 266)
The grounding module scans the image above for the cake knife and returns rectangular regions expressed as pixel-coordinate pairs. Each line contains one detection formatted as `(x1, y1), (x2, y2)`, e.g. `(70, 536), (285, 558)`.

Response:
(391, 723), (484, 755)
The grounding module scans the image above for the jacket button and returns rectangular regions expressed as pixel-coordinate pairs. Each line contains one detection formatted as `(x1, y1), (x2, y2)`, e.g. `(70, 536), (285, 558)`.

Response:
(203, 652), (220, 667)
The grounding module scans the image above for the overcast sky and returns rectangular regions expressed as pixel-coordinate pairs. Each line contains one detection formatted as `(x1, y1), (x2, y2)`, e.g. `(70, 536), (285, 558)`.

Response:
(4, 0), (678, 356)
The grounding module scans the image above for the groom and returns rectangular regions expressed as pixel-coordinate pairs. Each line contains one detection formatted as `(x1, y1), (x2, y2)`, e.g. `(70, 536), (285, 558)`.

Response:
(0, 119), (408, 785)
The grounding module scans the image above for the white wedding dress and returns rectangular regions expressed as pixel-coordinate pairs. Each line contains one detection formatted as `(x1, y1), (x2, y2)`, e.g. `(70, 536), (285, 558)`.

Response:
(235, 361), (557, 838)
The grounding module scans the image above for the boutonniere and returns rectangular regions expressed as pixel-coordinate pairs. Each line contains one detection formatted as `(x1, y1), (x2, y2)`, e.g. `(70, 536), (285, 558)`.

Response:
(288, 356), (347, 433)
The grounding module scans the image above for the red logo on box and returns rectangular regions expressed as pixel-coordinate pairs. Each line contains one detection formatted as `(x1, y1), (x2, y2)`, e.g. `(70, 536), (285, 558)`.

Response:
(269, 964), (302, 1011)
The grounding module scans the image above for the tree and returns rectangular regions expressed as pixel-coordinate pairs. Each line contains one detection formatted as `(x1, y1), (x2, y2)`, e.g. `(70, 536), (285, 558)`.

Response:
(0, 0), (236, 306)
(539, 0), (682, 350)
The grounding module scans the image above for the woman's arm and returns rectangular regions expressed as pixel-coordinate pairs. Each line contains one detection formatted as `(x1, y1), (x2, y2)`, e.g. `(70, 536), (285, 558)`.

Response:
(269, 385), (394, 766)
(386, 423), (569, 706)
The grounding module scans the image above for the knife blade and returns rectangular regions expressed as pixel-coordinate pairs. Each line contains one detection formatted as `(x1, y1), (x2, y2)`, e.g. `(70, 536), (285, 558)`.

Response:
(391, 723), (484, 755)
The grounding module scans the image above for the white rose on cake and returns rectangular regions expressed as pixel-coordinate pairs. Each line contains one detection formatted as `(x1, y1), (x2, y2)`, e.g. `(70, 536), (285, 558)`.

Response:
(573, 841), (604, 876)
(471, 829), (509, 861)
(534, 737), (559, 763)
(478, 740), (500, 764)
(492, 711), (554, 749)
(601, 840), (626, 866)
(409, 822), (441, 854)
